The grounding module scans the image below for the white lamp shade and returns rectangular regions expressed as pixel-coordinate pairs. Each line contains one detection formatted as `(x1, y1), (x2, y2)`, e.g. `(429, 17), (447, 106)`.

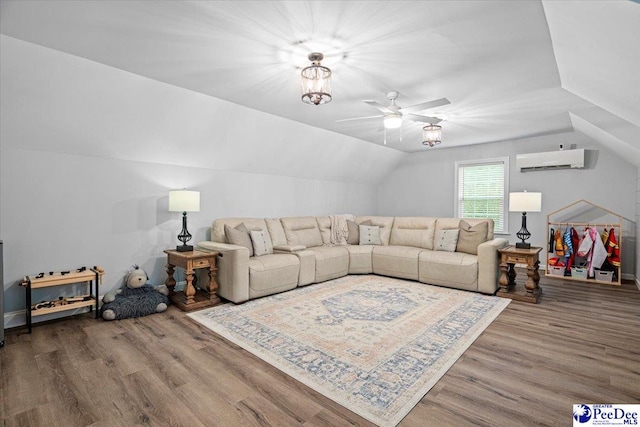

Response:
(384, 114), (402, 129)
(509, 192), (542, 212)
(169, 190), (200, 212)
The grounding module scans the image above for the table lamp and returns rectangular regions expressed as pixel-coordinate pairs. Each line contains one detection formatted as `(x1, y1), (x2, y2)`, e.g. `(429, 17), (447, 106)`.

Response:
(169, 190), (200, 252)
(509, 191), (542, 249)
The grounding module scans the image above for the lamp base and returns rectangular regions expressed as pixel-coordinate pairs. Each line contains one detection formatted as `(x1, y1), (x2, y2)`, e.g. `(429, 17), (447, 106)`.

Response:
(176, 244), (194, 252)
(515, 242), (531, 249)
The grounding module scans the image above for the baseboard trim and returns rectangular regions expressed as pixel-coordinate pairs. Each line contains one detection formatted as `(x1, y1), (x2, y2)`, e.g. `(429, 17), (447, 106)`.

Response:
(3, 283), (185, 330)
(4, 305), (98, 330)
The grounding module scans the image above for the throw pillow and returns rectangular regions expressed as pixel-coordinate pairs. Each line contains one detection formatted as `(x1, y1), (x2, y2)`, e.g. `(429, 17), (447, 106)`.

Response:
(225, 223), (254, 257)
(457, 220), (489, 255)
(250, 230), (274, 257)
(434, 229), (459, 252)
(347, 219), (372, 245)
(359, 224), (382, 245)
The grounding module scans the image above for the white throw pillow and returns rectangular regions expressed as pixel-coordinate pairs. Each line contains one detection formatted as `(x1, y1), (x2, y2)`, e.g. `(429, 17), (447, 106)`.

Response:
(434, 229), (459, 252)
(359, 225), (382, 245)
(250, 230), (274, 257)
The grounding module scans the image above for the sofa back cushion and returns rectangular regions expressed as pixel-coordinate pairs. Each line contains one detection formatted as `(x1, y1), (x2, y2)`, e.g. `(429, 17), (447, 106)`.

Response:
(316, 216), (331, 244)
(266, 218), (287, 246)
(389, 216), (437, 249)
(280, 216), (323, 248)
(212, 218), (270, 244)
(355, 216), (395, 245)
(435, 217), (494, 240)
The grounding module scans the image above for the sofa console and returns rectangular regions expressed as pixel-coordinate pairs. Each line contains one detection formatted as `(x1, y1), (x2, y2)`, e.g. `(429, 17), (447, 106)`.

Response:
(197, 216), (509, 303)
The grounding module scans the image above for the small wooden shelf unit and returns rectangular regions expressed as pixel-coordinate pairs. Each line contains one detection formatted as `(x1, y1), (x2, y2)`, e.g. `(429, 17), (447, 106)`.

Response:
(21, 267), (104, 333)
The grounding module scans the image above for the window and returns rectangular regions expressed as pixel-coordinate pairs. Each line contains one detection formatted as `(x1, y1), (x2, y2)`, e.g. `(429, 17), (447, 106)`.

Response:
(454, 157), (509, 233)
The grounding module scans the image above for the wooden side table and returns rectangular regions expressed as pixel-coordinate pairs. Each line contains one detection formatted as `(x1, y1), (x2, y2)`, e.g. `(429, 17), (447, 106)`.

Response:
(497, 245), (542, 303)
(164, 249), (220, 311)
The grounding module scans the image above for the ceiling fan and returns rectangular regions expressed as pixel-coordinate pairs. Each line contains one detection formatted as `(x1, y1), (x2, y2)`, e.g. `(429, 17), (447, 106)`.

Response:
(336, 91), (450, 131)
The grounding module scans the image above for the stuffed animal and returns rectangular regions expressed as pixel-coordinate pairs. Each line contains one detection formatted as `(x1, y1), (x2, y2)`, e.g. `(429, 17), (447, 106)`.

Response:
(101, 265), (169, 320)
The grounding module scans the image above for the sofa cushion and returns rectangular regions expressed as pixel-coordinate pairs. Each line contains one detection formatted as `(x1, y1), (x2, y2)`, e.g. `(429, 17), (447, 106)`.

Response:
(355, 216), (395, 245)
(359, 224), (382, 245)
(316, 216), (331, 244)
(304, 246), (349, 283)
(347, 219), (371, 245)
(457, 220), (489, 255)
(212, 218), (270, 244)
(418, 250), (478, 291)
(225, 223), (254, 257)
(434, 229), (459, 252)
(390, 216), (437, 249)
(346, 245), (374, 274)
(250, 230), (274, 257)
(248, 254), (299, 298)
(281, 216), (323, 248)
(436, 218), (495, 241)
(372, 245), (423, 280)
(266, 218), (287, 246)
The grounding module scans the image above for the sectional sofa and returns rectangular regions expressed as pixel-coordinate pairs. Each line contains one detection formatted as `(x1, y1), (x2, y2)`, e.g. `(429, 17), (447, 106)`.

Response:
(197, 216), (509, 303)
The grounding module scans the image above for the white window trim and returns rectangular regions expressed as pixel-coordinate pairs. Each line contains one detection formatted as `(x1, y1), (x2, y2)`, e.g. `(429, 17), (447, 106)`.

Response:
(454, 156), (510, 235)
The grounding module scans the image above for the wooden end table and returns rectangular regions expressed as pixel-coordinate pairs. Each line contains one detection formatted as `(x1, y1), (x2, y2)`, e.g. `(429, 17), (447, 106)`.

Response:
(164, 249), (220, 311)
(497, 245), (542, 304)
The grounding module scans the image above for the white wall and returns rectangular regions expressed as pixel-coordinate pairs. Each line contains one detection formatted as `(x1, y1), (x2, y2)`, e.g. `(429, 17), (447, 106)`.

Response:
(378, 131), (637, 276)
(0, 36), (405, 314)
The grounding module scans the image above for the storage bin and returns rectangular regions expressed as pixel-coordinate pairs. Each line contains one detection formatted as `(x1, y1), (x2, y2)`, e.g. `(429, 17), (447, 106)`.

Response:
(548, 266), (565, 276)
(571, 267), (588, 279)
(595, 269), (614, 282)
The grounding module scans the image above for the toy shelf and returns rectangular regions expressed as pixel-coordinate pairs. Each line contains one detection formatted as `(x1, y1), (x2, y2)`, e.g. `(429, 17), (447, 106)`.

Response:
(546, 200), (622, 286)
(21, 266), (105, 332)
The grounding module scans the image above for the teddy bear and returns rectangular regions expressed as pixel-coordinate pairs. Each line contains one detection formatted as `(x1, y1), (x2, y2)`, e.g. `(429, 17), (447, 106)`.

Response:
(101, 265), (170, 320)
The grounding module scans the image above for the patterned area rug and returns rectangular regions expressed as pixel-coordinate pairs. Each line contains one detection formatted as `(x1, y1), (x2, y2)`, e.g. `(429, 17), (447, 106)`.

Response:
(188, 275), (510, 426)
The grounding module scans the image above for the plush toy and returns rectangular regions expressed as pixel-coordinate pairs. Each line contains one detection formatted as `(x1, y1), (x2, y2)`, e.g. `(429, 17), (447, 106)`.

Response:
(101, 265), (169, 320)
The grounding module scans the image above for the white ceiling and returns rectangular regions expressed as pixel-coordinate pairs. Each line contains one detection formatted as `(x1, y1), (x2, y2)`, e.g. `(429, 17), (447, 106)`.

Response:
(0, 0), (638, 155)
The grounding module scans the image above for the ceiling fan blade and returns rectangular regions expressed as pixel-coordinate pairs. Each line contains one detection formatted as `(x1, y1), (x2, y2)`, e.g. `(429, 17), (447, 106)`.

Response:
(335, 114), (383, 123)
(363, 100), (392, 114)
(400, 98), (450, 114)
(405, 114), (443, 125)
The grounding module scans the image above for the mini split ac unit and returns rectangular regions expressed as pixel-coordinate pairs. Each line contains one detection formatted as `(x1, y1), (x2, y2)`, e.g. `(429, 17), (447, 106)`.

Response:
(516, 148), (585, 171)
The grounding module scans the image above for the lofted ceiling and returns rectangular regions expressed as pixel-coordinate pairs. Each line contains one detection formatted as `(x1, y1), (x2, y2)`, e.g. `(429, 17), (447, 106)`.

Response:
(0, 0), (638, 155)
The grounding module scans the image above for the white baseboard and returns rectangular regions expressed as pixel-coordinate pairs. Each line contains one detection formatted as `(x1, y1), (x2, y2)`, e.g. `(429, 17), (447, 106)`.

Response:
(4, 306), (96, 329)
(3, 282), (186, 330)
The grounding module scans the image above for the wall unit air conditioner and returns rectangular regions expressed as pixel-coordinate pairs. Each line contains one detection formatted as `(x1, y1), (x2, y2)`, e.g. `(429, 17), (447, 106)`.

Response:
(516, 148), (585, 171)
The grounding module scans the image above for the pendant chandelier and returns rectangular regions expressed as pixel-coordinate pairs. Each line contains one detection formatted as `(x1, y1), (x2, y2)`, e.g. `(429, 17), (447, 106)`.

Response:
(422, 124), (442, 147)
(301, 52), (332, 105)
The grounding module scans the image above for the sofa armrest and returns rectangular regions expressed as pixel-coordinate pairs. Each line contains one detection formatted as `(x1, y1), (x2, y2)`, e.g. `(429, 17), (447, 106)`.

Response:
(273, 244), (307, 253)
(197, 241), (250, 303)
(477, 238), (509, 294)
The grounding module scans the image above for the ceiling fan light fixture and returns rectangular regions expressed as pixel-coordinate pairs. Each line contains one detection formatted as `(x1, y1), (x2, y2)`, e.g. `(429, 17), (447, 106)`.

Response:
(422, 124), (442, 147)
(301, 52), (332, 105)
(383, 113), (402, 129)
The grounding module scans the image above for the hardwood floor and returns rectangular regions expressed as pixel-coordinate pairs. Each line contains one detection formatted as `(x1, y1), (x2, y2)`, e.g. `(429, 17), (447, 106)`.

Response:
(1, 275), (639, 426)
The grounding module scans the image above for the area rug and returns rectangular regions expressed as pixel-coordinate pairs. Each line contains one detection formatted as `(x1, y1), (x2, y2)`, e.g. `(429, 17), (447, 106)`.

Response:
(188, 275), (510, 426)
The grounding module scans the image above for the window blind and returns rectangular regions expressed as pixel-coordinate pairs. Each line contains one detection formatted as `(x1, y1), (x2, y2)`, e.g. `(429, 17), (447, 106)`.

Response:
(456, 160), (507, 233)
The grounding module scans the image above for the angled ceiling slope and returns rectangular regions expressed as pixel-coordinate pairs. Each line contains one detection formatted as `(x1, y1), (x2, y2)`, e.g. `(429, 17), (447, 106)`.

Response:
(543, 0), (640, 166)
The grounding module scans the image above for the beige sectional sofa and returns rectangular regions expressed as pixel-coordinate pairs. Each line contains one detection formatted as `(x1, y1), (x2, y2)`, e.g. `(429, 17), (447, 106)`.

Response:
(197, 216), (508, 303)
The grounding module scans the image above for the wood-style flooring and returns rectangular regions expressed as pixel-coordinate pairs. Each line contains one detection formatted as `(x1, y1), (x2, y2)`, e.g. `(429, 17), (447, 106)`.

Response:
(1, 275), (639, 426)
